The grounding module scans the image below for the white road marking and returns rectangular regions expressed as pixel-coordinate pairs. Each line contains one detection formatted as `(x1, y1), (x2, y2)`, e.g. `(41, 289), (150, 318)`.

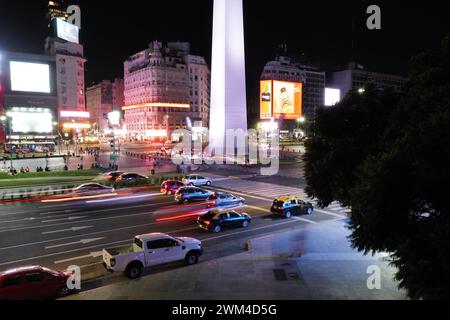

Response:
(54, 251), (103, 264)
(292, 216), (318, 224)
(200, 219), (301, 242)
(314, 209), (347, 219)
(45, 238), (106, 250)
(207, 186), (273, 201)
(40, 209), (79, 216)
(85, 193), (162, 204)
(0, 202), (174, 234)
(42, 216), (88, 223)
(42, 226), (93, 235)
(209, 186), (347, 220)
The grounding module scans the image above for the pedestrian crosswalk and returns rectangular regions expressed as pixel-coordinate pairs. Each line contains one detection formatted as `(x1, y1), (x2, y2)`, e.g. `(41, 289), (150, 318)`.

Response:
(209, 174), (351, 216)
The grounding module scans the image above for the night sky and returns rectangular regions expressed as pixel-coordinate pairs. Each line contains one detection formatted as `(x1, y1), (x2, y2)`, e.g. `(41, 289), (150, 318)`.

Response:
(1, 0), (449, 97)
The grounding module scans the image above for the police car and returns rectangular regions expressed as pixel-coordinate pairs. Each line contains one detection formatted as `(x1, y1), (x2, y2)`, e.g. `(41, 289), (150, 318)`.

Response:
(270, 196), (314, 218)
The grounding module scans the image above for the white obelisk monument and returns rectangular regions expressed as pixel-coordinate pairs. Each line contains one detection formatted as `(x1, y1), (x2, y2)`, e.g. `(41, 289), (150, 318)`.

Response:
(209, 0), (248, 154)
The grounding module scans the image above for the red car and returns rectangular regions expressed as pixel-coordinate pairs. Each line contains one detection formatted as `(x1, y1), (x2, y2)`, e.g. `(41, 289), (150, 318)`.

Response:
(0, 266), (73, 300)
(160, 180), (185, 195)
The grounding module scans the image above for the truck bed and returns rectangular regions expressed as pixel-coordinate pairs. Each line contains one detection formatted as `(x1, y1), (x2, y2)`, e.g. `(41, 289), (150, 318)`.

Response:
(104, 245), (137, 257)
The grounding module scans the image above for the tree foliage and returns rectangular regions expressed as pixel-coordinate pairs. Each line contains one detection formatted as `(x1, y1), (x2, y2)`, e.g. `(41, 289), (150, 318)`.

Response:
(304, 36), (450, 299)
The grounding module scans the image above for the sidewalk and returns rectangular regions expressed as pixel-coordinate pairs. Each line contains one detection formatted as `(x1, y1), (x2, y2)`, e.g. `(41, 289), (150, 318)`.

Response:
(65, 219), (407, 300)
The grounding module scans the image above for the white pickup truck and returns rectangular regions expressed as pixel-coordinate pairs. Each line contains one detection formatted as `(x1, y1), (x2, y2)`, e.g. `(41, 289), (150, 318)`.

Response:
(103, 233), (203, 279)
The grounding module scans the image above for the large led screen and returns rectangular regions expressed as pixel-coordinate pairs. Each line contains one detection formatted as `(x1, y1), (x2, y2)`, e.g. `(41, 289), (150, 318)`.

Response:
(10, 61), (51, 93)
(11, 111), (53, 133)
(56, 18), (79, 44)
(272, 81), (302, 120)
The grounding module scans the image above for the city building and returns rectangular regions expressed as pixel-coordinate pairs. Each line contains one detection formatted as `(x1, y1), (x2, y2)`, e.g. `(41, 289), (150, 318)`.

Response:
(86, 79), (124, 133)
(44, 6), (89, 139)
(0, 3), (88, 150)
(0, 51), (59, 152)
(259, 54), (325, 134)
(123, 41), (210, 142)
(46, 0), (69, 28)
(329, 62), (407, 98)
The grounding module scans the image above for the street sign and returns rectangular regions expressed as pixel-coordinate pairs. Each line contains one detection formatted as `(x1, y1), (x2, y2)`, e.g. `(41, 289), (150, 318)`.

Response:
(110, 154), (119, 161)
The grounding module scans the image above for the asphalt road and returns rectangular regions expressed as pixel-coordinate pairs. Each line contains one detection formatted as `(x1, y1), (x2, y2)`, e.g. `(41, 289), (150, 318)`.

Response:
(0, 172), (349, 291)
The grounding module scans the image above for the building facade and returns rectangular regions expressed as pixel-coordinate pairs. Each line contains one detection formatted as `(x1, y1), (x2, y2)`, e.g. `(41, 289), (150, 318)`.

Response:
(86, 79), (124, 133)
(123, 41), (210, 141)
(0, 52), (59, 150)
(329, 62), (406, 98)
(260, 55), (325, 126)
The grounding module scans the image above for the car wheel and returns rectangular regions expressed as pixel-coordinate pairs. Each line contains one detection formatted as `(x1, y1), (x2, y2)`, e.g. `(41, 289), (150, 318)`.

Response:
(206, 181), (212, 186)
(285, 211), (292, 219)
(185, 252), (199, 265)
(189, 183), (194, 186)
(213, 225), (222, 233)
(307, 208), (313, 215)
(126, 263), (142, 279)
(242, 220), (249, 228)
(56, 286), (70, 298)
(183, 198), (190, 205)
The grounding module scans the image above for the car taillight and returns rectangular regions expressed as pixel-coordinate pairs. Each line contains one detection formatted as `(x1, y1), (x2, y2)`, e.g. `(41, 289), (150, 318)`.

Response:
(205, 221), (211, 225)
(110, 258), (116, 267)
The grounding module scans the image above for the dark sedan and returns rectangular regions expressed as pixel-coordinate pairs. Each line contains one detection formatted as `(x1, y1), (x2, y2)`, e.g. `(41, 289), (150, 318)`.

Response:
(197, 210), (251, 233)
(116, 173), (148, 184)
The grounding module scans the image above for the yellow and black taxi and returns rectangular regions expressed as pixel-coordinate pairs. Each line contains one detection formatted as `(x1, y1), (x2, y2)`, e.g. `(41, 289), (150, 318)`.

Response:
(271, 196), (314, 218)
(197, 210), (251, 233)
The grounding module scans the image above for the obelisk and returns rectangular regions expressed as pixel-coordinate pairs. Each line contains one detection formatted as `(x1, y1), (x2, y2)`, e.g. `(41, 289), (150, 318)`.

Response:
(209, 0), (248, 154)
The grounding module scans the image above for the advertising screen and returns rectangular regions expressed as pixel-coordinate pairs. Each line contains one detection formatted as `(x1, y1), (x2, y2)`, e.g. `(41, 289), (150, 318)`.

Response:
(56, 18), (79, 44)
(260, 80), (273, 120)
(325, 88), (341, 106)
(272, 81), (302, 120)
(10, 111), (53, 133)
(10, 61), (51, 94)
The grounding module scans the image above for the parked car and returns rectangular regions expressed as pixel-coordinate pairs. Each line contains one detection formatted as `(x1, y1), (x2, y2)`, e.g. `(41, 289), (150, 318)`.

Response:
(74, 183), (115, 196)
(197, 210), (251, 233)
(207, 192), (245, 208)
(0, 266), (73, 300)
(102, 233), (203, 279)
(270, 196), (314, 218)
(174, 187), (213, 204)
(182, 175), (212, 187)
(116, 173), (148, 184)
(104, 171), (124, 182)
(161, 180), (185, 195)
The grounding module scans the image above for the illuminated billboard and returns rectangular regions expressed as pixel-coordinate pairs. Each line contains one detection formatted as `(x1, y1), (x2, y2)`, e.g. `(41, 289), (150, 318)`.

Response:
(9, 109), (54, 133)
(10, 61), (51, 94)
(260, 80), (302, 120)
(56, 18), (79, 44)
(260, 80), (272, 120)
(325, 88), (341, 106)
(60, 111), (90, 119)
